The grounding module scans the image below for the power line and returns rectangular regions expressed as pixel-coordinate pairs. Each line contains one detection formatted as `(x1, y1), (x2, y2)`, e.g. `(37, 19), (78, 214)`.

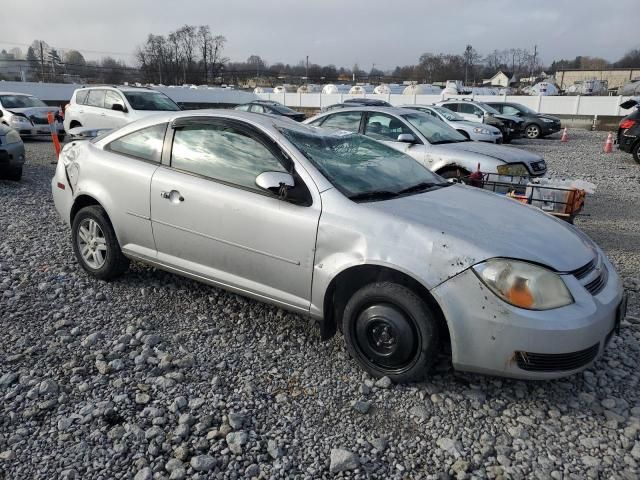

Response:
(0, 39), (135, 57)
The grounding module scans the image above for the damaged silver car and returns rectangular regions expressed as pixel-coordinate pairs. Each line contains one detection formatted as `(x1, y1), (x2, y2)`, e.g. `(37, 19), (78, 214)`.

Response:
(51, 110), (625, 382)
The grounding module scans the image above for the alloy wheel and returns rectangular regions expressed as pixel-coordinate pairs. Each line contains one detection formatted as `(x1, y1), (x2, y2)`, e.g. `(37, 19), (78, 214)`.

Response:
(526, 124), (541, 139)
(77, 218), (108, 269)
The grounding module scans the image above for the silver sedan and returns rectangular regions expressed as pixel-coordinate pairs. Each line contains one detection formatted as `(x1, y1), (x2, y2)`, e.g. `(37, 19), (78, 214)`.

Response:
(401, 104), (503, 143)
(51, 110), (624, 382)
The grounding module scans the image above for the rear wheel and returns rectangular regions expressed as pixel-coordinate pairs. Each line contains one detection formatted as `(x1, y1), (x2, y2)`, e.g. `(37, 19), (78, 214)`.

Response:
(1, 166), (22, 181)
(342, 282), (440, 383)
(72, 205), (129, 280)
(633, 142), (640, 164)
(525, 123), (541, 139)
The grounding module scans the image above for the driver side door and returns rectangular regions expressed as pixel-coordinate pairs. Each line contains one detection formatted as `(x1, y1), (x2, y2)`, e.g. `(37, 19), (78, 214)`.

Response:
(150, 118), (321, 311)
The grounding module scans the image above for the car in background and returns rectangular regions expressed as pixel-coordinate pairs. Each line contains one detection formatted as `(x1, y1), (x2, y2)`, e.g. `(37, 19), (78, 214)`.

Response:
(401, 104), (503, 143)
(0, 92), (64, 141)
(51, 109), (624, 382)
(485, 102), (561, 139)
(234, 100), (306, 121)
(63, 86), (181, 132)
(321, 98), (392, 113)
(437, 99), (524, 143)
(618, 98), (640, 163)
(0, 123), (26, 181)
(304, 107), (546, 178)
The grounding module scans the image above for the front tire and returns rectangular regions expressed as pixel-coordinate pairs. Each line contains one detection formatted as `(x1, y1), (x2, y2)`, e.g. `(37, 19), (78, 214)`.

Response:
(632, 142), (640, 164)
(1, 166), (22, 181)
(72, 205), (129, 280)
(342, 282), (440, 383)
(525, 123), (541, 139)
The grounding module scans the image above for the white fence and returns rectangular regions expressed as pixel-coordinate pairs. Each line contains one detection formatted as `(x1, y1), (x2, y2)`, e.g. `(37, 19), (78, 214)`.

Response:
(0, 80), (635, 116)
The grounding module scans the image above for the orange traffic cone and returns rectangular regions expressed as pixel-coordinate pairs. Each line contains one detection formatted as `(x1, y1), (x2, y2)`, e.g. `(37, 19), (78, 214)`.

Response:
(603, 132), (613, 153)
(560, 127), (568, 142)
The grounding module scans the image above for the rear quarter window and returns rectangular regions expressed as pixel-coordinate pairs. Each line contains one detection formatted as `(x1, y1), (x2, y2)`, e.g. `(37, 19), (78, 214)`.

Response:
(106, 123), (167, 163)
(75, 90), (89, 105)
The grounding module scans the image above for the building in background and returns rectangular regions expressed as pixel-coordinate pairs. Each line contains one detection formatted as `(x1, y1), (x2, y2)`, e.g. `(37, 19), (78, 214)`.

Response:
(556, 68), (640, 92)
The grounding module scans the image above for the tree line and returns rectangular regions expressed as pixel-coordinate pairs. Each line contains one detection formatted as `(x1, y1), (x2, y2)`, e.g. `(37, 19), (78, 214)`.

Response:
(1, 32), (639, 87)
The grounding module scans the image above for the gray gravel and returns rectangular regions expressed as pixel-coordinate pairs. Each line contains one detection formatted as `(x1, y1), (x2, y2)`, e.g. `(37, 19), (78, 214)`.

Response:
(1, 132), (639, 479)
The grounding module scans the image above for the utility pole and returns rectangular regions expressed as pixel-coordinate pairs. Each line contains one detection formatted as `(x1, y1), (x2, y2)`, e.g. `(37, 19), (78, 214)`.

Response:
(39, 41), (44, 80)
(305, 55), (309, 82)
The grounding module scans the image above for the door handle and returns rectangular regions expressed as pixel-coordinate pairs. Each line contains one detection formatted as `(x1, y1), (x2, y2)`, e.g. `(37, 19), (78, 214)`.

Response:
(161, 190), (184, 203)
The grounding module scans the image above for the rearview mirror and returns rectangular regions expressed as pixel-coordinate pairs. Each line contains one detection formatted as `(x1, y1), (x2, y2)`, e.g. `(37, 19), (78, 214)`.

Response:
(112, 103), (126, 112)
(255, 171), (294, 195)
(397, 133), (416, 144)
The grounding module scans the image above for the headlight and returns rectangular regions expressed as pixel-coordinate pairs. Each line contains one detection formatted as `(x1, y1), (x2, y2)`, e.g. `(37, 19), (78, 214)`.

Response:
(473, 127), (491, 134)
(9, 116), (32, 126)
(496, 163), (529, 176)
(473, 259), (574, 310)
(541, 118), (554, 123)
(4, 129), (22, 144)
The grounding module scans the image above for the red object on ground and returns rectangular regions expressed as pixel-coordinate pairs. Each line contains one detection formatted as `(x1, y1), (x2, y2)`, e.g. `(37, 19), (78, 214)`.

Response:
(560, 127), (568, 142)
(47, 111), (61, 159)
(468, 162), (483, 187)
(603, 132), (613, 153)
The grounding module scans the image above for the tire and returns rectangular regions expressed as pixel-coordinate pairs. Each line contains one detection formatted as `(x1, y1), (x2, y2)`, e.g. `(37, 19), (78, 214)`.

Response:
(633, 142), (640, 164)
(457, 130), (470, 140)
(437, 167), (470, 180)
(71, 205), (129, 280)
(525, 123), (541, 139)
(342, 282), (440, 383)
(1, 166), (22, 181)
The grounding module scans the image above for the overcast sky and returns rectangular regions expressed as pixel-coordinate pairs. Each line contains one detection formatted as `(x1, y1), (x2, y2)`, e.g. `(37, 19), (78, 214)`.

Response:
(1, 0), (638, 69)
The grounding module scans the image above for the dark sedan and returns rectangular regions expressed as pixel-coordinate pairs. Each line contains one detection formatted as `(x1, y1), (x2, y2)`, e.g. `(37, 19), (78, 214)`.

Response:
(486, 102), (562, 139)
(321, 98), (392, 112)
(618, 98), (640, 163)
(0, 122), (26, 181)
(234, 100), (306, 122)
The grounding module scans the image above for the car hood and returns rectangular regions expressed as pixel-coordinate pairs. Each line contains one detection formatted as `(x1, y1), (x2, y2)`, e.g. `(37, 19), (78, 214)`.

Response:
(8, 106), (59, 119)
(440, 140), (543, 165)
(367, 184), (595, 277)
(539, 114), (561, 122)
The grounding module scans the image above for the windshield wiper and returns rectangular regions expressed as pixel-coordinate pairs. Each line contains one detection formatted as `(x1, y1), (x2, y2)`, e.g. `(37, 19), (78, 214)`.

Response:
(348, 190), (399, 202)
(397, 181), (448, 195)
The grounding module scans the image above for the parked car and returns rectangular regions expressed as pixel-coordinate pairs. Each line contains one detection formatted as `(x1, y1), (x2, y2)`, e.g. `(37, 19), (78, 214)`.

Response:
(234, 100), (306, 121)
(0, 123), (26, 181)
(401, 105), (503, 143)
(485, 102), (562, 139)
(51, 110), (625, 381)
(437, 99), (524, 143)
(618, 98), (640, 163)
(63, 86), (181, 132)
(0, 92), (64, 140)
(322, 98), (392, 113)
(304, 107), (546, 178)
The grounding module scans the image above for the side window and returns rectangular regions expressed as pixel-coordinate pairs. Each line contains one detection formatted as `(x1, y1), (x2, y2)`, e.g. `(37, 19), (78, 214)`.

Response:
(107, 123), (166, 162)
(502, 105), (521, 116)
(75, 90), (89, 105)
(364, 113), (413, 141)
(104, 91), (125, 110)
(250, 104), (265, 113)
(320, 112), (362, 132)
(442, 103), (458, 112)
(86, 90), (106, 108)
(171, 124), (287, 192)
(235, 104), (250, 111)
(458, 103), (475, 114)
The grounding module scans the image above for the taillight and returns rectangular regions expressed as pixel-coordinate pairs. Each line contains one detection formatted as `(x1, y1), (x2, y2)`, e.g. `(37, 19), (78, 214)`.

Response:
(620, 119), (637, 130)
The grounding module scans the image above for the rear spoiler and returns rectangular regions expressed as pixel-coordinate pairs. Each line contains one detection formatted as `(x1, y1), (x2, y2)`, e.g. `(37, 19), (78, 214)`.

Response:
(68, 126), (112, 140)
(620, 98), (639, 110)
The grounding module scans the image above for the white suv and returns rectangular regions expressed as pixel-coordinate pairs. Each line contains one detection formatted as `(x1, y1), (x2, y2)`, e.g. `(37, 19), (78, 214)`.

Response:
(63, 86), (181, 132)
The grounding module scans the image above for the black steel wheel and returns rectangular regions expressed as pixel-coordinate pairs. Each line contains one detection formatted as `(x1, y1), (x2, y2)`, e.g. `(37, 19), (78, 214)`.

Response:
(342, 282), (440, 383)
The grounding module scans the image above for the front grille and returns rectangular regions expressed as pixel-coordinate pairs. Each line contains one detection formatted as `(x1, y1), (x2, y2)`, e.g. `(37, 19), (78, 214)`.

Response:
(572, 259), (596, 279)
(585, 268), (608, 295)
(516, 343), (600, 372)
(30, 116), (49, 125)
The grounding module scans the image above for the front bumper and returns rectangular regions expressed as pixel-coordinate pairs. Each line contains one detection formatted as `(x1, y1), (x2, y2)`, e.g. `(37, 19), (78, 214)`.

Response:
(16, 121), (64, 137)
(0, 142), (26, 169)
(541, 122), (562, 135)
(431, 255), (624, 379)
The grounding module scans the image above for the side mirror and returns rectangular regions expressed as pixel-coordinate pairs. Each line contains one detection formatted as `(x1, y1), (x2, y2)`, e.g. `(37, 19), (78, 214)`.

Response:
(112, 103), (126, 112)
(255, 171), (294, 195)
(397, 133), (416, 144)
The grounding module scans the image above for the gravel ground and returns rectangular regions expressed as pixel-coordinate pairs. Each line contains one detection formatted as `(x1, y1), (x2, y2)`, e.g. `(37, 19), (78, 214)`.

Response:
(1, 131), (639, 480)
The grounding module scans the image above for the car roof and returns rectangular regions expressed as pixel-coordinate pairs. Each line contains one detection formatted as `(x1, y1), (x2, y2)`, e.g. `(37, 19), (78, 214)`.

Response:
(74, 85), (157, 93)
(317, 106), (413, 116)
(0, 91), (34, 97)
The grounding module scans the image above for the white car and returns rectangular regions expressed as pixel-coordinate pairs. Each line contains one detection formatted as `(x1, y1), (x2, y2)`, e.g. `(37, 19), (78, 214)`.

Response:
(0, 92), (64, 140)
(401, 105), (503, 143)
(63, 86), (181, 132)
